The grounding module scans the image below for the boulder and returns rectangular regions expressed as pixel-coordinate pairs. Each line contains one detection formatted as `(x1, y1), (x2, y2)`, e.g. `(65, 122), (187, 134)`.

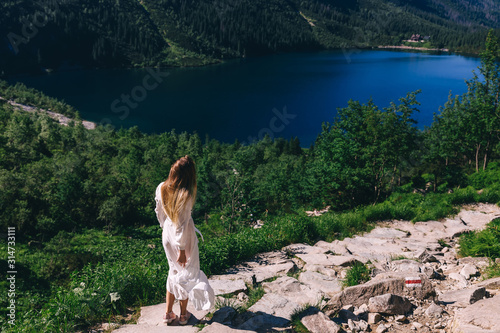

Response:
(425, 302), (444, 318)
(395, 315), (406, 322)
(368, 294), (413, 315)
(368, 312), (382, 324)
(460, 264), (479, 280)
(348, 318), (369, 332)
(300, 307), (343, 333)
(416, 249), (439, 263)
(412, 322), (424, 330)
(338, 309), (359, 322)
(449, 272), (468, 289)
(438, 287), (486, 307)
(376, 323), (388, 333)
(327, 273), (433, 311)
(451, 294), (500, 332)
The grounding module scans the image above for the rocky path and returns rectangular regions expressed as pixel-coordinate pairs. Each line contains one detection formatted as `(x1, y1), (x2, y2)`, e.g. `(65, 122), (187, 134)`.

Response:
(110, 203), (500, 333)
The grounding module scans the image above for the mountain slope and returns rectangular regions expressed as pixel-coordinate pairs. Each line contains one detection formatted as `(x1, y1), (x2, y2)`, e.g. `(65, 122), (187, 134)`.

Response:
(0, 0), (499, 76)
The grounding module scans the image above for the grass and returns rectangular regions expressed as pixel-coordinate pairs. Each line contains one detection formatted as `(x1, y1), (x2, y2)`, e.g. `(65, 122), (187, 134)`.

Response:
(291, 305), (314, 333)
(243, 286), (265, 311)
(390, 255), (416, 261)
(484, 262), (500, 279)
(290, 298), (327, 333)
(459, 218), (500, 259)
(458, 215), (500, 280)
(214, 297), (243, 313)
(342, 262), (371, 287)
(438, 239), (451, 248)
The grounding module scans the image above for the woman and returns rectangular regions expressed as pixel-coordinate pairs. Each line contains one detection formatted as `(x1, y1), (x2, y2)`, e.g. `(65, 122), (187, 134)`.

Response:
(154, 155), (214, 325)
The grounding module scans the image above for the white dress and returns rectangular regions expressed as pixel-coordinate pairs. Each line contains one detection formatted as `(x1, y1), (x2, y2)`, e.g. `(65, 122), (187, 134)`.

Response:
(155, 182), (215, 311)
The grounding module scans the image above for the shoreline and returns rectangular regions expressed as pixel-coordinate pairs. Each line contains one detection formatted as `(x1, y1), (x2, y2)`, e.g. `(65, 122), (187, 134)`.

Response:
(2, 46), (478, 79)
(377, 45), (450, 52)
(0, 96), (96, 130)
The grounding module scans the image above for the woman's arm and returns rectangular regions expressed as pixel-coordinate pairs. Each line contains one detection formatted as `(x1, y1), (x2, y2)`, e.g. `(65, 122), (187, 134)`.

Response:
(154, 183), (166, 228)
(177, 250), (187, 267)
(173, 198), (194, 252)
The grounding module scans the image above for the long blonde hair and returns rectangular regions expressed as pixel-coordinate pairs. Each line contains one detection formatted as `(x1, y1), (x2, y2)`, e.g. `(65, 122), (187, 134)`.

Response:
(161, 155), (197, 225)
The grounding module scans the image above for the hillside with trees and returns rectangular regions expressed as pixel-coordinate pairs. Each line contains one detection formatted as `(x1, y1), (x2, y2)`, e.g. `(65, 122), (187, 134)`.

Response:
(1, 0), (500, 76)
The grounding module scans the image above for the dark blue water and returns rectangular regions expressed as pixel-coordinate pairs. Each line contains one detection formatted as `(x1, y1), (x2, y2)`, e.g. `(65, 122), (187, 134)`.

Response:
(10, 50), (481, 145)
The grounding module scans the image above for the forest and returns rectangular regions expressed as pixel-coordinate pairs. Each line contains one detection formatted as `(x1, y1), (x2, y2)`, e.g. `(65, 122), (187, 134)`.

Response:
(0, 30), (499, 332)
(1, 0), (500, 76)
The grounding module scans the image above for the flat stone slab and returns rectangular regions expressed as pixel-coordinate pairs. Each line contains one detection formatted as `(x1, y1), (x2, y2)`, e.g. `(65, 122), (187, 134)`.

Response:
(363, 228), (410, 239)
(217, 251), (296, 284)
(209, 278), (247, 296)
(301, 307), (343, 333)
(295, 252), (360, 267)
(368, 293), (413, 315)
(113, 302), (209, 332)
(451, 294), (500, 332)
(285, 243), (325, 255)
(114, 324), (200, 332)
(303, 264), (338, 277)
(439, 287), (487, 307)
(262, 276), (324, 306)
(298, 270), (343, 296)
(200, 322), (248, 332)
(476, 277), (500, 290)
(315, 240), (352, 256)
(237, 312), (291, 331)
(247, 293), (299, 322)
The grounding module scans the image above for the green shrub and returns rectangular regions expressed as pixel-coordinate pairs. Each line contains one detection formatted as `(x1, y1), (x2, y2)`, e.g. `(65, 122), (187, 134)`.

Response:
(449, 186), (478, 205)
(468, 162), (500, 188)
(459, 218), (500, 259)
(363, 203), (393, 222)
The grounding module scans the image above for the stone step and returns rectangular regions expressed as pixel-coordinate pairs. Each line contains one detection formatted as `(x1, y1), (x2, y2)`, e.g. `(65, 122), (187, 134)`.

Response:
(113, 302), (209, 332)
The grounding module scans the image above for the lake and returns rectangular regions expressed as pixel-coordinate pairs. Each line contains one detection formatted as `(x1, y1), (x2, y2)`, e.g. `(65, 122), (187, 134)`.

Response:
(9, 50), (481, 146)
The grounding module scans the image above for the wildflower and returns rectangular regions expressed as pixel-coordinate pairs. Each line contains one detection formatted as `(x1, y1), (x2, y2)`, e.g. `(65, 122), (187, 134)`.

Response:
(110, 292), (121, 302)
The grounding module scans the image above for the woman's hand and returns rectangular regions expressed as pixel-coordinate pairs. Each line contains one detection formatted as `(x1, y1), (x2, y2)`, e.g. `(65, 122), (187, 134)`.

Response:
(177, 250), (187, 267)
